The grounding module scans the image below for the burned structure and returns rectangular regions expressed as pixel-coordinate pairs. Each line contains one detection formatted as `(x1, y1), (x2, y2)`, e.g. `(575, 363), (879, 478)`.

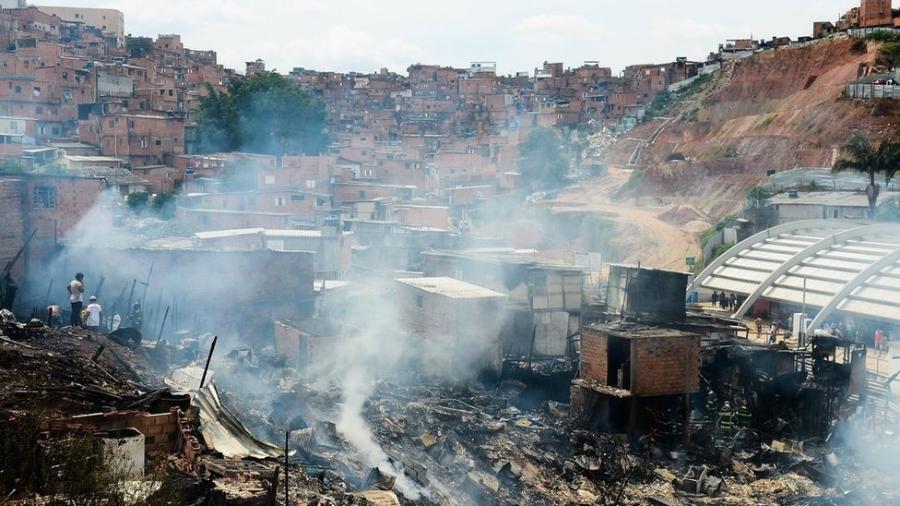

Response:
(422, 249), (586, 362)
(395, 276), (508, 376)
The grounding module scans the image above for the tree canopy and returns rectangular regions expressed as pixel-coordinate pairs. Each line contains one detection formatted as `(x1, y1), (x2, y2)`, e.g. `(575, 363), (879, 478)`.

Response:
(195, 72), (329, 156)
(833, 134), (900, 217)
(519, 127), (569, 189)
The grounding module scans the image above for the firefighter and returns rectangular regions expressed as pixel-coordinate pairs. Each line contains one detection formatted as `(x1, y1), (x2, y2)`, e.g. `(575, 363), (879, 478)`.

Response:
(719, 402), (736, 436)
(736, 401), (752, 429)
(706, 389), (719, 413)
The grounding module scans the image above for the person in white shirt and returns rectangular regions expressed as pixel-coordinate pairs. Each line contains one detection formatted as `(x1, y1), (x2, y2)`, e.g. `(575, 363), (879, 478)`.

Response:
(85, 295), (102, 331)
(67, 273), (85, 327)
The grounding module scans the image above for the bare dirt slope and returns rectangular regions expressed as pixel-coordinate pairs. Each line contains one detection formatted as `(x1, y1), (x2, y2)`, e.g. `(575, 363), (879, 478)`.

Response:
(604, 36), (900, 220)
(544, 168), (703, 271)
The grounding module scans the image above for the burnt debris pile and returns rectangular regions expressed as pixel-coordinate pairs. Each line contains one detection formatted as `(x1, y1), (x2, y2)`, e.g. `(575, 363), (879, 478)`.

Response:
(1, 261), (900, 504)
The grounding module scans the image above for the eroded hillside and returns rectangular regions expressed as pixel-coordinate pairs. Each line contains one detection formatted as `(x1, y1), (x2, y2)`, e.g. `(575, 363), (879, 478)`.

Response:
(605, 36), (900, 219)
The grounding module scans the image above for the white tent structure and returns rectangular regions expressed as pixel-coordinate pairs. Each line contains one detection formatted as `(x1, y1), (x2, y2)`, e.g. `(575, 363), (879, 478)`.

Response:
(689, 220), (900, 331)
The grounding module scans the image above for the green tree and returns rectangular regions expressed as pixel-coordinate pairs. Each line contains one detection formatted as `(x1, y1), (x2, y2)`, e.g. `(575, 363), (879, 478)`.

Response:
(125, 36), (154, 58)
(151, 191), (176, 219)
(195, 72), (329, 156)
(833, 134), (900, 218)
(519, 127), (568, 189)
(126, 192), (149, 212)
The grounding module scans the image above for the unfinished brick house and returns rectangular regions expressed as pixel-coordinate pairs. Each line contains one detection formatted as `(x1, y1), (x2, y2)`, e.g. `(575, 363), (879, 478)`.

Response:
(79, 113), (184, 166)
(860, 0), (895, 27)
(571, 266), (701, 436)
(0, 173), (105, 278)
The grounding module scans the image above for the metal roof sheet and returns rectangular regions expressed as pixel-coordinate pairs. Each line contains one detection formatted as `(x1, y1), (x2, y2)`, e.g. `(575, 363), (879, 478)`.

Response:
(396, 277), (506, 300)
(695, 220), (900, 325)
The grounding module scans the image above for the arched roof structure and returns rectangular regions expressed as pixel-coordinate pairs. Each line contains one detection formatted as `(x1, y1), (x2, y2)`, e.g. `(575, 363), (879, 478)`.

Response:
(688, 220), (900, 327)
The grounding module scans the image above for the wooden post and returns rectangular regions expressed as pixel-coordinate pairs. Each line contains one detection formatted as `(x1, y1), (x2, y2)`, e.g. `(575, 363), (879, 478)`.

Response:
(284, 430), (290, 506)
(199, 336), (217, 389)
(140, 263), (154, 310)
(125, 279), (137, 322)
(155, 306), (170, 348)
(43, 279), (53, 310)
(91, 345), (105, 363)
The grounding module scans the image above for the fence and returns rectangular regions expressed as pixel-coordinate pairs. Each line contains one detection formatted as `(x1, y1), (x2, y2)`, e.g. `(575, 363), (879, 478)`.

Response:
(845, 83), (900, 99)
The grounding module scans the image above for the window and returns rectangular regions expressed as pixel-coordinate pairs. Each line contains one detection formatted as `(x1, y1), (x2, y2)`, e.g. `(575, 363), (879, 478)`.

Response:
(358, 190), (365, 199)
(274, 197), (286, 206)
(155, 140), (161, 146)
(14, 85), (21, 94)
(833, 209), (839, 219)
(108, 120), (115, 128)
(264, 175), (275, 185)
(33, 186), (57, 208)
(416, 295), (424, 308)
(305, 179), (316, 189)
(35, 106), (42, 114)
(140, 138), (148, 148)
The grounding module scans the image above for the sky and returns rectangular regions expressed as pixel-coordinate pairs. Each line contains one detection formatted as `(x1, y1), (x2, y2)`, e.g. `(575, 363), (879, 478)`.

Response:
(48, 0), (856, 75)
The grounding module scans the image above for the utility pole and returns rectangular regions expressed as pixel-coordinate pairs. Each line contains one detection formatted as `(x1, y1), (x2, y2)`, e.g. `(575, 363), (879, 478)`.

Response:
(284, 431), (290, 506)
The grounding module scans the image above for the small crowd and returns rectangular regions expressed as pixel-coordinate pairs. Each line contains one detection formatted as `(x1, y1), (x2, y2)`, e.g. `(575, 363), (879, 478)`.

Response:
(710, 291), (742, 312)
(63, 272), (103, 331)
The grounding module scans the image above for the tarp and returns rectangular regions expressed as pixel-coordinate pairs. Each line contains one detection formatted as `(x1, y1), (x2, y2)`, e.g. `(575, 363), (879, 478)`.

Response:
(193, 383), (285, 459)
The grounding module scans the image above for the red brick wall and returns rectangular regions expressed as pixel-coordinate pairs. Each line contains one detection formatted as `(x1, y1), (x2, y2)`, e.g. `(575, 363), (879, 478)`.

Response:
(860, 0), (893, 27)
(0, 179), (26, 278)
(630, 335), (700, 396)
(579, 326), (608, 382)
(63, 410), (180, 456)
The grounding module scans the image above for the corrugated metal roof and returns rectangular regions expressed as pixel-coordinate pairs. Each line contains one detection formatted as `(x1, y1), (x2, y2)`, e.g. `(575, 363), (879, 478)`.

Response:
(396, 277), (506, 300)
(694, 220), (900, 325)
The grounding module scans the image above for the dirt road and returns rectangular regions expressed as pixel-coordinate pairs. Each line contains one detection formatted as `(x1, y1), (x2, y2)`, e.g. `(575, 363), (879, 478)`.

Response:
(542, 168), (704, 271)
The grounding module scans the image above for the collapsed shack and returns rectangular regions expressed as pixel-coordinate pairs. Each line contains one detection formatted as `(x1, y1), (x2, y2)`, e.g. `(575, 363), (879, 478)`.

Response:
(0, 322), (409, 505)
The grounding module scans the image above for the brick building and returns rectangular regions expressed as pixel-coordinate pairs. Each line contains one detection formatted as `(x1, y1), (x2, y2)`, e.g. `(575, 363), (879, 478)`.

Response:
(860, 0), (895, 27)
(572, 322), (701, 434)
(0, 173), (104, 279)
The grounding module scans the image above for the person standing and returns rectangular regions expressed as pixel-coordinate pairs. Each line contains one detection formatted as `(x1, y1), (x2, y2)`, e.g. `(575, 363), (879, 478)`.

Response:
(730, 293), (737, 312)
(711, 291), (719, 308)
(875, 329), (885, 354)
(85, 295), (102, 332)
(67, 273), (85, 327)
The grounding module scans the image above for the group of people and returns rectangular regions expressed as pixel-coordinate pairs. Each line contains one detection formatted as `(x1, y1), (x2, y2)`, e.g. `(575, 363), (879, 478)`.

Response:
(711, 291), (740, 312)
(66, 272), (102, 331)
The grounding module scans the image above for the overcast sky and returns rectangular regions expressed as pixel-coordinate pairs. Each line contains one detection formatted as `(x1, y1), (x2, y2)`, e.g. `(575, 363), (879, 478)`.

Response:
(50, 0), (854, 75)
